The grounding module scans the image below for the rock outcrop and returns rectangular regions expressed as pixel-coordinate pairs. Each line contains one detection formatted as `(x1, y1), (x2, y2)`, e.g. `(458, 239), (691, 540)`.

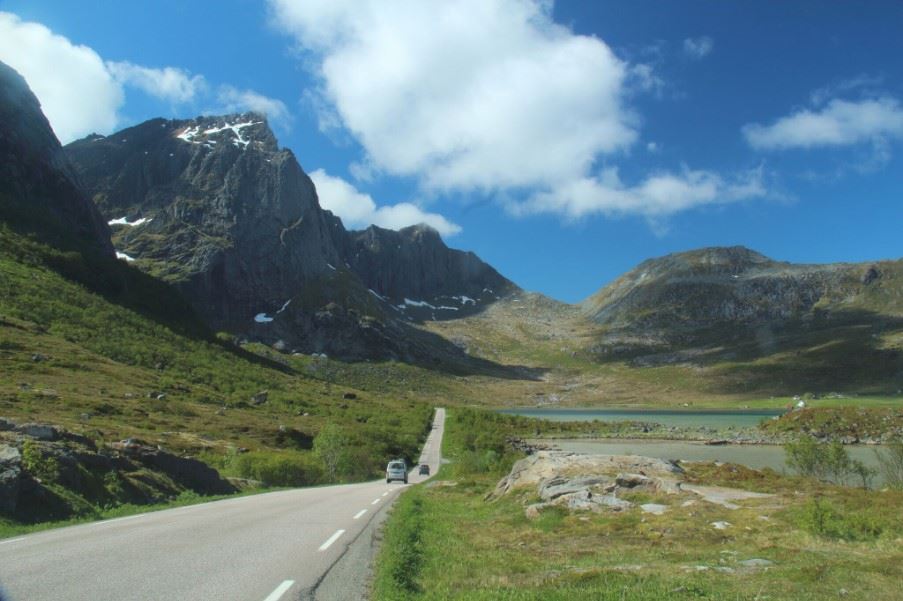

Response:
(0, 418), (234, 522)
(0, 61), (113, 256)
(492, 451), (775, 519)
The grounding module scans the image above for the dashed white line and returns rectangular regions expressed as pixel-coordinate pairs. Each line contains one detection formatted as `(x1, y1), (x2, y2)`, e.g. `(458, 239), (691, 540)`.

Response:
(353, 509), (367, 520)
(318, 529), (345, 552)
(371, 498), (381, 505)
(0, 537), (24, 546)
(263, 580), (294, 601)
(382, 491), (389, 497)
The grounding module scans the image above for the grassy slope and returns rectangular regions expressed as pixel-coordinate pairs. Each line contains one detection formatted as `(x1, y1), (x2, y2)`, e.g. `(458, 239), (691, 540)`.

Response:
(0, 225), (436, 526)
(373, 409), (903, 601)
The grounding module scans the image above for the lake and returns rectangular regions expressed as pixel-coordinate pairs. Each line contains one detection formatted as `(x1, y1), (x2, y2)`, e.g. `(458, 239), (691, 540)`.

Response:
(541, 439), (889, 487)
(499, 408), (785, 429)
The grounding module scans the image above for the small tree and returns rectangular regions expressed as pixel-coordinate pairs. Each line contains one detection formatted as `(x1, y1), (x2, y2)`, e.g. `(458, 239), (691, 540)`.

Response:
(876, 438), (903, 489)
(314, 423), (349, 482)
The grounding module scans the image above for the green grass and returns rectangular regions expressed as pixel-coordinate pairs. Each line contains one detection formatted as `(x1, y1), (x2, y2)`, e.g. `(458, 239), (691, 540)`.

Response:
(0, 225), (436, 526)
(373, 409), (903, 601)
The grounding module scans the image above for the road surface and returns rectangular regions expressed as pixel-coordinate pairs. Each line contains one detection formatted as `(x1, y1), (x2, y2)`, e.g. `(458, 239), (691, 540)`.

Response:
(0, 408), (445, 601)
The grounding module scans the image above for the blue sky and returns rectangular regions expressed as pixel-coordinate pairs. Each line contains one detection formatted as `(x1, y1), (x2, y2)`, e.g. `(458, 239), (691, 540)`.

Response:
(1, 1), (901, 302)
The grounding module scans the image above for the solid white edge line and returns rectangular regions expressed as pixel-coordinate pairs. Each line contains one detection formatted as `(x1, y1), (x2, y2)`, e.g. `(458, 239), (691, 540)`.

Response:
(318, 529), (346, 552)
(353, 509), (367, 520)
(263, 579), (294, 601)
(0, 537), (24, 546)
(371, 498), (380, 505)
(91, 513), (146, 526)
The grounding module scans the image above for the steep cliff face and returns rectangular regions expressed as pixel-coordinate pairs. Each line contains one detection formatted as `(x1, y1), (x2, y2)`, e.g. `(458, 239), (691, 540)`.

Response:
(582, 246), (903, 356)
(345, 224), (516, 321)
(64, 115), (516, 359)
(0, 61), (112, 256)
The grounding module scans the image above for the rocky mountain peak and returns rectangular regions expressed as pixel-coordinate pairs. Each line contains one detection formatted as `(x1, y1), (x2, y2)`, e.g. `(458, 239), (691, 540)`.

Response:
(172, 112), (278, 153)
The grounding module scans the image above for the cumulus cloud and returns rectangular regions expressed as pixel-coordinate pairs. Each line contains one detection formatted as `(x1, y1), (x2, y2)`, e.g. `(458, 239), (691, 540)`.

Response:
(513, 166), (766, 220)
(269, 0), (637, 194)
(0, 12), (123, 143)
(0, 12), (291, 144)
(743, 96), (903, 150)
(270, 2), (767, 223)
(309, 169), (461, 236)
(216, 85), (291, 126)
(683, 36), (713, 59)
(107, 61), (206, 104)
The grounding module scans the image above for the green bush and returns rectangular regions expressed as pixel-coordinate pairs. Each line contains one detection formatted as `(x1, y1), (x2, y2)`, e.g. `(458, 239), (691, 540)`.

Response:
(22, 440), (59, 483)
(796, 498), (885, 541)
(784, 437), (875, 487)
(875, 437), (903, 489)
(228, 452), (323, 487)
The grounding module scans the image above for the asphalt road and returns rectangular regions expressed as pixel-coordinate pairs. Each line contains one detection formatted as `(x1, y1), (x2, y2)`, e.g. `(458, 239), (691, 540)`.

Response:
(0, 407), (445, 601)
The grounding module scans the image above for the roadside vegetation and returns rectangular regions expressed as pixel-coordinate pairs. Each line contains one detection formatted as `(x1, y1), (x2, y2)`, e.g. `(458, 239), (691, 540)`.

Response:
(0, 226), (434, 530)
(373, 409), (903, 601)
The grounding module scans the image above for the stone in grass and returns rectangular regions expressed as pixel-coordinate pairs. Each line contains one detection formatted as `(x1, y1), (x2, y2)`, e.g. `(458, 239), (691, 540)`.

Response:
(640, 503), (668, 515)
(711, 521), (732, 530)
(738, 558), (774, 568)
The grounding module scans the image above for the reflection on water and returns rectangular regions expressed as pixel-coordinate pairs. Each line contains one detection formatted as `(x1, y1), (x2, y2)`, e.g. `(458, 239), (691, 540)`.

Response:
(545, 439), (888, 486)
(500, 408), (784, 429)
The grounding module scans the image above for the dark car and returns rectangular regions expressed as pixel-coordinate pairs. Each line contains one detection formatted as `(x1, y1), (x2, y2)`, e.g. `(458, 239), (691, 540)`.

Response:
(418, 464), (430, 475)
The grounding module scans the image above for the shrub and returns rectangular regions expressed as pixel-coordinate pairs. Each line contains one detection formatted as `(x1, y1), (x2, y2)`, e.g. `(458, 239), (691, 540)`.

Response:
(784, 437), (875, 487)
(228, 452), (322, 487)
(796, 498), (885, 541)
(875, 438), (903, 489)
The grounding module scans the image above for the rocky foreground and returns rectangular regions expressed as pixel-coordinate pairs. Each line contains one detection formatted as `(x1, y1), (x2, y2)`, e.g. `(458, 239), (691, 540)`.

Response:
(493, 451), (776, 520)
(0, 418), (234, 523)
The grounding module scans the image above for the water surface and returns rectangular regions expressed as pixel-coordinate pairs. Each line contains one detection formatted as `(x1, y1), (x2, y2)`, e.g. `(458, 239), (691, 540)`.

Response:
(545, 439), (888, 486)
(500, 408), (784, 429)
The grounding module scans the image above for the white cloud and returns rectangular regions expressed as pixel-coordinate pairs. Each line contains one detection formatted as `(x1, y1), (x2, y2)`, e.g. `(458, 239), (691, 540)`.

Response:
(309, 169), (461, 236)
(0, 12), (290, 144)
(646, 141), (660, 153)
(743, 96), (903, 150)
(683, 36), (713, 59)
(513, 166), (766, 220)
(0, 12), (123, 143)
(269, 0), (637, 193)
(107, 61), (206, 104)
(271, 2), (767, 223)
(216, 85), (291, 126)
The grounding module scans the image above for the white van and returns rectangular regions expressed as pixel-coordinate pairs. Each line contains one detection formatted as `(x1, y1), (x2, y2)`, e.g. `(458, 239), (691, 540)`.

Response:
(386, 460), (408, 484)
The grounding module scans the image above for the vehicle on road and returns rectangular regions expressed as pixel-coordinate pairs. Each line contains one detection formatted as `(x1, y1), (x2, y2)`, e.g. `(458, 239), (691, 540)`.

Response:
(386, 460), (408, 483)
(418, 464), (430, 475)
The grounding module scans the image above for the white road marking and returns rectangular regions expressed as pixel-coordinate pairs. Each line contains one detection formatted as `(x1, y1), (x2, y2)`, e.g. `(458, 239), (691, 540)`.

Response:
(91, 513), (146, 526)
(353, 509), (367, 520)
(371, 498), (381, 505)
(263, 580), (294, 601)
(0, 537), (24, 546)
(382, 491), (388, 497)
(318, 529), (345, 552)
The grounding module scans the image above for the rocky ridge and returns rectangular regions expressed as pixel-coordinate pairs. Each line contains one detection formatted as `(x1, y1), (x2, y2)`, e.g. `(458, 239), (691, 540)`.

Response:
(581, 246), (903, 360)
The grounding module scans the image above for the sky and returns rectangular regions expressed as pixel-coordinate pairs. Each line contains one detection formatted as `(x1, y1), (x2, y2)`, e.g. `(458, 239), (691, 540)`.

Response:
(0, 1), (901, 302)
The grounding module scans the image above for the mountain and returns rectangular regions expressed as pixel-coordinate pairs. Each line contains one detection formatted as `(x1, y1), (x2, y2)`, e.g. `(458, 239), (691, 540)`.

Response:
(581, 246), (903, 363)
(0, 61), (112, 256)
(63, 114), (516, 361)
